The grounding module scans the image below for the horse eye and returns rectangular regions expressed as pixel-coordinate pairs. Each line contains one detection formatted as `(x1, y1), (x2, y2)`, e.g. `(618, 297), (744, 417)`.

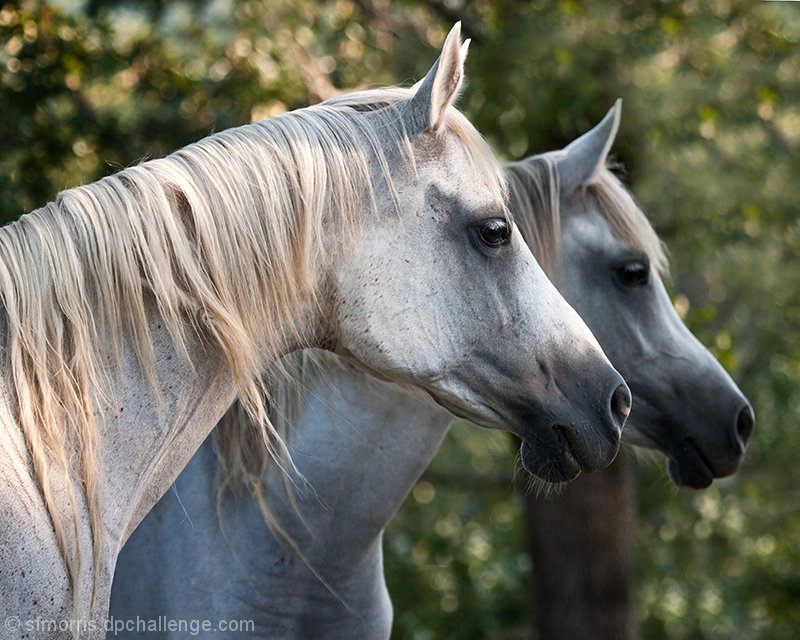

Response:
(478, 219), (511, 248)
(617, 260), (649, 287)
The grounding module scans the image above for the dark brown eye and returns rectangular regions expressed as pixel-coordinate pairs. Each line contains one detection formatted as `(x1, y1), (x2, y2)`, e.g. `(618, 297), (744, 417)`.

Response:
(617, 260), (649, 287)
(479, 219), (511, 248)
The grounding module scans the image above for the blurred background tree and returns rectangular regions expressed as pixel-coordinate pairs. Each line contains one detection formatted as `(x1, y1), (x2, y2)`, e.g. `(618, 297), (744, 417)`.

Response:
(2, 0), (800, 638)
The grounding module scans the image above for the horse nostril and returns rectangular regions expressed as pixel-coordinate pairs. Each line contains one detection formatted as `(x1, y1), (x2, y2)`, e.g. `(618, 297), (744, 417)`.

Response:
(735, 403), (755, 448)
(610, 382), (632, 432)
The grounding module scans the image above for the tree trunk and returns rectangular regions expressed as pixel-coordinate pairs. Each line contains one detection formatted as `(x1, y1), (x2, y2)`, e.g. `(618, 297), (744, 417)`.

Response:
(524, 449), (638, 640)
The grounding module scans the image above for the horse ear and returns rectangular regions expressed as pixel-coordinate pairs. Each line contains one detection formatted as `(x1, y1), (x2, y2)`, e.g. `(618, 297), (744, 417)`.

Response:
(403, 23), (467, 134)
(557, 99), (622, 195)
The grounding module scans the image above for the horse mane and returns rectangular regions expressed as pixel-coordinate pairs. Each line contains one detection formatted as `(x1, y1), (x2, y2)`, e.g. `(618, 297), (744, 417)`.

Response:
(505, 154), (668, 278)
(0, 85), (505, 608)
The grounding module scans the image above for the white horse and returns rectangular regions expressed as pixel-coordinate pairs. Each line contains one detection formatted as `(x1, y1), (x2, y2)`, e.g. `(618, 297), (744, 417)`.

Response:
(0, 25), (629, 636)
(110, 101), (753, 639)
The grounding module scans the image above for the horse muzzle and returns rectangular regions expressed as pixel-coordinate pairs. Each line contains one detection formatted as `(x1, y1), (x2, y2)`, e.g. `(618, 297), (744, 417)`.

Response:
(664, 399), (754, 489)
(516, 379), (630, 483)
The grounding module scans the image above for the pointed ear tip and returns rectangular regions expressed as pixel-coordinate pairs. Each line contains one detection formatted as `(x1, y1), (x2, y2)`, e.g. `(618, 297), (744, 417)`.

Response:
(442, 24), (467, 68)
(445, 22), (463, 44)
(596, 102), (621, 139)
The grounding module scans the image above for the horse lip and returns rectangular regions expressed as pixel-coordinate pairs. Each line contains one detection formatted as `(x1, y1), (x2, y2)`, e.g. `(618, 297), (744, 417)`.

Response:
(668, 438), (716, 489)
(519, 437), (582, 483)
(554, 423), (619, 474)
(687, 437), (719, 475)
(553, 425), (586, 475)
(553, 424), (582, 468)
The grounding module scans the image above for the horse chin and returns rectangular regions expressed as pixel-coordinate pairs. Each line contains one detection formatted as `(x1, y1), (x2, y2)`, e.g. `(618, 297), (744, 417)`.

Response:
(666, 444), (715, 489)
(519, 439), (582, 483)
(626, 411), (716, 489)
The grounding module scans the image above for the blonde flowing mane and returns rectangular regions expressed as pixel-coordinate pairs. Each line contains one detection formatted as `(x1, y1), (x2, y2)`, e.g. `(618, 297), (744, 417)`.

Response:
(505, 155), (668, 278)
(0, 86), (504, 606)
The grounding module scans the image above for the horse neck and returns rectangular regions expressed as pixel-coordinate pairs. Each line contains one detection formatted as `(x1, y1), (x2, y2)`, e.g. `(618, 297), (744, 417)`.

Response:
(99, 315), (228, 545)
(109, 356), (451, 630)
(100, 303), (331, 617)
(0, 302), (237, 624)
(268, 357), (452, 567)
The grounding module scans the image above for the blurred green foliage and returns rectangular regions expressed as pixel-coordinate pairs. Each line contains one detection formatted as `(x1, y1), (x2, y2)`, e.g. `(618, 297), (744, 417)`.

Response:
(2, 0), (800, 638)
